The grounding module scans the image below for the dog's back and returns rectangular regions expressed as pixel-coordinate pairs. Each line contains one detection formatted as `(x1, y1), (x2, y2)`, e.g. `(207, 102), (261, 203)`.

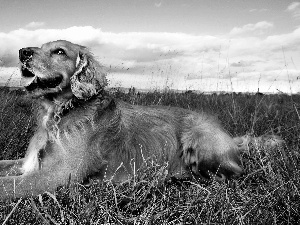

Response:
(77, 98), (243, 182)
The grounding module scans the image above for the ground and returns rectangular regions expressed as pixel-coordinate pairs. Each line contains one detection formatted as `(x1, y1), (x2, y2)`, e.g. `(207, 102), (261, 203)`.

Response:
(0, 87), (299, 224)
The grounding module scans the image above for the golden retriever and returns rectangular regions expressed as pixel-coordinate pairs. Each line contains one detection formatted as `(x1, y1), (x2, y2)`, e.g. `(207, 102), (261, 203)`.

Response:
(0, 40), (243, 200)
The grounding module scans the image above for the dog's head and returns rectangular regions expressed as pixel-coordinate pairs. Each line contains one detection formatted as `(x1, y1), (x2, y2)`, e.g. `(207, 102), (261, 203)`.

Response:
(19, 40), (107, 100)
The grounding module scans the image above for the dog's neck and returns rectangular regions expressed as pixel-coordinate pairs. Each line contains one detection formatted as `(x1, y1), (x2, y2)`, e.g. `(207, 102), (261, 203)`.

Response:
(39, 90), (112, 129)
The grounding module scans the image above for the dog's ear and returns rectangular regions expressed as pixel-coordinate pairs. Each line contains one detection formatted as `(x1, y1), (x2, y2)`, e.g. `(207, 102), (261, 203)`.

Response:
(71, 51), (107, 100)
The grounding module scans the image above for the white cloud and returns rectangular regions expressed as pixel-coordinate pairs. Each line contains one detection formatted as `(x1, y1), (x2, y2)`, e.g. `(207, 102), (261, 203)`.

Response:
(287, 2), (300, 11)
(286, 2), (300, 18)
(154, 2), (162, 7)
(249, 8), (269, 13)
(0, 67), (20, 86)
(0, 25), (300, 93)
(230, 21), (274, 36)
(25, 21), (45, 29)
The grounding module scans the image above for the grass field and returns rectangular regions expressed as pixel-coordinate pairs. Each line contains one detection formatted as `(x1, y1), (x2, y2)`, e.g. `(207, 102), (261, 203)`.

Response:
(0, 86), (299, 224)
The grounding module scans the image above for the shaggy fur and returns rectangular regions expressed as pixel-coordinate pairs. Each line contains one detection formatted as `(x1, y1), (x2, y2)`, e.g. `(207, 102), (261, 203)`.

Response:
(0, 40), (243, 200)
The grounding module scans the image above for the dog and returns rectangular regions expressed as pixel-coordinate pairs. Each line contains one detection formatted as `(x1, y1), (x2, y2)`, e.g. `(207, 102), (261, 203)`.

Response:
(0, 40), (243, 200)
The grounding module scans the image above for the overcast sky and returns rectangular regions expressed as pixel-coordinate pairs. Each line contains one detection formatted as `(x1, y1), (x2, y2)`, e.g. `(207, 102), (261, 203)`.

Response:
(0, 0), (300, 93)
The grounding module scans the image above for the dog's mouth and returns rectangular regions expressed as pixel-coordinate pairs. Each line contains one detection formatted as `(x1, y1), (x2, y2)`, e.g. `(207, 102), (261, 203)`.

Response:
(25, 76), (63, 91)
(21, 66), (35, 78)
(21, 66), (63, 92)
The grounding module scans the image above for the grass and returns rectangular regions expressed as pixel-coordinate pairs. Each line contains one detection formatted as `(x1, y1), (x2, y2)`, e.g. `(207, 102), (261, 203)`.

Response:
(0, 86), (299, 224)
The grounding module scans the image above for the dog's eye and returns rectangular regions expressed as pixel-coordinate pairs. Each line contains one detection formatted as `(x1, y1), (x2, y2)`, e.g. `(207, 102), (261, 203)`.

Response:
(53, 48), (66, 55)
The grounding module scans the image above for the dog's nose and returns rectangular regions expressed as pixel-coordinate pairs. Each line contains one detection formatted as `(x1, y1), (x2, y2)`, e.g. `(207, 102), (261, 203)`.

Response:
(19, 48), (34, 62)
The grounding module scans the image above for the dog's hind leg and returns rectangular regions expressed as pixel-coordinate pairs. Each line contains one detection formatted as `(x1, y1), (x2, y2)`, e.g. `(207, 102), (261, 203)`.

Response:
(181, 115), (243, 180)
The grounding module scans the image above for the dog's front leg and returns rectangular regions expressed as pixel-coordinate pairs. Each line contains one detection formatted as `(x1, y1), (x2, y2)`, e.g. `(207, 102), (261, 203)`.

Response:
(0, 169), (66, 200)
(20, 128), (49, 174)
(0, 158), (87, 200)
(0, 159), (25, 176)
(0, 128), (48, 177)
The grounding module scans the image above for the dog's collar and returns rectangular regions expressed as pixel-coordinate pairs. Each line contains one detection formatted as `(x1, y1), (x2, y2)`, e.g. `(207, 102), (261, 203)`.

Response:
(52, 90), (112, 123)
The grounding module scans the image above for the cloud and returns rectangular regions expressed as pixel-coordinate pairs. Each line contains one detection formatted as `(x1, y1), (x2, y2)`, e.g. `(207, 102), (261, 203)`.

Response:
(0, 25), (300, 93)
(286, 2), (300, 18)
(249, 8), (269, 13)
(24, 21), (45, 29)
(230, 60), (260, 68)
(230, 21), (274, 36)
(0, 67), (20, 86)
(0, 54), (16, 67)
(154, 2), (162, 7)
(287, 2), (300, 11)
(0, 26), (104, 66)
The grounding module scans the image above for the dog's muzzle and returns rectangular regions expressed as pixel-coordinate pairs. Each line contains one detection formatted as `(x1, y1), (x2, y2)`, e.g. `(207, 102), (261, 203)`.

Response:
(20, 66), (63, 92)
(23, 75), (63, 92)
(19, 47), (36, 86)
(19, 48), (34, 63)
(19, 48), (63, 92)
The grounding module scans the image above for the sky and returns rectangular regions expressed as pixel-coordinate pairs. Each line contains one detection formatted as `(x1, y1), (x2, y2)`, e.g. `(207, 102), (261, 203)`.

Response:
(0, 0), (300, 93)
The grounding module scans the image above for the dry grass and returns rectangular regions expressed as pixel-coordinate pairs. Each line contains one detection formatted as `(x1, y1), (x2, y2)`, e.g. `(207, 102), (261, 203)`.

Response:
(0, 86), (299, 224)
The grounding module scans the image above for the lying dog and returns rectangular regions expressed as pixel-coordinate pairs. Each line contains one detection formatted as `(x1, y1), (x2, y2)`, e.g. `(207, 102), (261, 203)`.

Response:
(0, 40), (243, 200)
